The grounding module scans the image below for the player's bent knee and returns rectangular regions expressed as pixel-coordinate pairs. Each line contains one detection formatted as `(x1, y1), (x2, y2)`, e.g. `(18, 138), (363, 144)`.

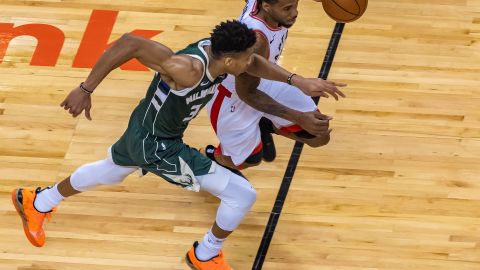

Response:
(236, 185), (257, 211)
(305, 133), (330, 148)
(212, 170), (258, 231)
(240, 183), (257, 210)
(226, 173), (257, 210)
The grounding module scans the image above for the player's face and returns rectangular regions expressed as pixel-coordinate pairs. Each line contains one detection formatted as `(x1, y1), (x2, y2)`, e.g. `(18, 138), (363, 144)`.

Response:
(224, 47), (255, 76)
(266, 0), (299, 28)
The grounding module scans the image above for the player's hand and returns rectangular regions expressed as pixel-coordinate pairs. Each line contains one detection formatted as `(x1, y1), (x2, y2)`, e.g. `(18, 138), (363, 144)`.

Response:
(60, 86), (93, 120)
(296, 111), (332, 136)
(293, 76), (347, 100)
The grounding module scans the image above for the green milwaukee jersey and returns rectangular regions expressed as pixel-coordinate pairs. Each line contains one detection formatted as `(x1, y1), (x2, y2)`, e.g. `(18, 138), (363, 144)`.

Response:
(134, 38), (226, 139)
(110, 38), (227, 191)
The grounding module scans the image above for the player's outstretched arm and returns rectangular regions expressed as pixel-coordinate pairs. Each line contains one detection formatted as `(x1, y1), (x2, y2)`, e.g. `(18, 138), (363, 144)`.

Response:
(246, 53), (347, 99)
(235, 33), (301, 124)
(236, 72), (333, 136)
(237, 32), (340, 136)
(60, 34), (201, 120)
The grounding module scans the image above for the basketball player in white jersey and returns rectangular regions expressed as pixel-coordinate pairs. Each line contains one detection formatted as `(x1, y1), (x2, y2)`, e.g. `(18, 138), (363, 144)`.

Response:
(205, 0), (346, 170)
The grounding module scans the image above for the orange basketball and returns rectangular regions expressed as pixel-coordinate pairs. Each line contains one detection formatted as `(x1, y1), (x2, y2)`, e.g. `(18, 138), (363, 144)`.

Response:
(321, 0), (368, 23)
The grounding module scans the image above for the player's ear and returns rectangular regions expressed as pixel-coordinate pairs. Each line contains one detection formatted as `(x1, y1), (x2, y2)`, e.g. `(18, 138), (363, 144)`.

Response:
(262, 1), (273, 13)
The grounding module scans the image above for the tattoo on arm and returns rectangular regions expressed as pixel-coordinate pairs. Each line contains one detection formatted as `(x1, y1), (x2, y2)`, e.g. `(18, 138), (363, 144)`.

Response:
(245, 90), (290, 118)
(236, 74), (298, 122)
(236, 32), (299, 123)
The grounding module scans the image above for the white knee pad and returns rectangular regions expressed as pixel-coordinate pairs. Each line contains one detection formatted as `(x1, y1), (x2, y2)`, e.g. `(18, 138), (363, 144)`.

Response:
(198, 165), (257, 232)
(70, 158), (138, 192)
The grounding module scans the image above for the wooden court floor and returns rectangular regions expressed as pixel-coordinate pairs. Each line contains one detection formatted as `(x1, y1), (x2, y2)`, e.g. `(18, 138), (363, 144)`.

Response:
(0, 0), (479, 269)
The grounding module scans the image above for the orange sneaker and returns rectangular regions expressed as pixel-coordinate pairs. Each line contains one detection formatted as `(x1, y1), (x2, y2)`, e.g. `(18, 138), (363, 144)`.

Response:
(186, 241), (233, 270)
(11, 188), (55, 247)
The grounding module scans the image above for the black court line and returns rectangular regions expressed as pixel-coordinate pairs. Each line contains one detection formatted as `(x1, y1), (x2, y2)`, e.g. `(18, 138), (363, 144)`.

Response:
(252, 22), (345, 270)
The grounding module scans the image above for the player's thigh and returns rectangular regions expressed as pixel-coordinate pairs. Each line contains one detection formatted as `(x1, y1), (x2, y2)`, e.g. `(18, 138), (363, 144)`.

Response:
(141, 140), (226, 192)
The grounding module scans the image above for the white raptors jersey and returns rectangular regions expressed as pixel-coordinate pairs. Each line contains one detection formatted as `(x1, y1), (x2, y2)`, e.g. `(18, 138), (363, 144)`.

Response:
(206, 1), (317, 165)
(240, 0), (289, 63)
(221, 0), (289, 93)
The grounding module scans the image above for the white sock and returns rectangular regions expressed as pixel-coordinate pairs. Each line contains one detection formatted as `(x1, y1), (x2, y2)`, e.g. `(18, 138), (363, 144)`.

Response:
(34, 183), (64, 213)
(195, 229), (226, 261)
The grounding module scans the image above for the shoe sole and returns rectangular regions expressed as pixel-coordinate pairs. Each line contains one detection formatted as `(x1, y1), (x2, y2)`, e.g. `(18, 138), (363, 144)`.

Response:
(11, 189), (43, 247)
(185, 253), (197, 270)
(185, 252), (234, 270)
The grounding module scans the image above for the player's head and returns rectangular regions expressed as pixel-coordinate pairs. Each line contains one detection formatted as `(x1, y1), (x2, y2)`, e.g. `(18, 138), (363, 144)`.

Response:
(257, 0), (299, 28)
(210, 20), (257, 76)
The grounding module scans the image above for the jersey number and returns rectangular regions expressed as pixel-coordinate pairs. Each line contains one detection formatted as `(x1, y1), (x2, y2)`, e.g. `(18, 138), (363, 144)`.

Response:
(183, 105), (201, 122)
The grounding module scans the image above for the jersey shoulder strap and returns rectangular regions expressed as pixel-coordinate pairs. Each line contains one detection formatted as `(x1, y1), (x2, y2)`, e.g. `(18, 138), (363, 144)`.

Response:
(169, 39), (213, 93)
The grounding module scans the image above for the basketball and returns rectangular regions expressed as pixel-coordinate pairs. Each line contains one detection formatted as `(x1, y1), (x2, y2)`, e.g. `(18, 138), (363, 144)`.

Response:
(321, 0), (368, 23)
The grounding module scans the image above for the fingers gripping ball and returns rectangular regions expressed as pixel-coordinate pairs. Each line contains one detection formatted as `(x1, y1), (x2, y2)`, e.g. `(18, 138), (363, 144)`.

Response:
(321, 0), (368, 23)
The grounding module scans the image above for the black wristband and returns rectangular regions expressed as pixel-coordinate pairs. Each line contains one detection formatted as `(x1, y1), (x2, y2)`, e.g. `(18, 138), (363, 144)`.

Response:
(287, 73), (296, 85)
(80, 82), (93, 94)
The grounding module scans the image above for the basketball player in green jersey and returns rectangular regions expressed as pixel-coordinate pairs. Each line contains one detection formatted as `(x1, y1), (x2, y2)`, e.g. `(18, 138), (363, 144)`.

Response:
(11, 21), (335, 270)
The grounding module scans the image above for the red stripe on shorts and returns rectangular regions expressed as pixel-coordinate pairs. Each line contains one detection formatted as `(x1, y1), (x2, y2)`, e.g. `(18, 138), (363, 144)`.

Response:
(280, 109), (321, 134)
(280, 124), (303, 133)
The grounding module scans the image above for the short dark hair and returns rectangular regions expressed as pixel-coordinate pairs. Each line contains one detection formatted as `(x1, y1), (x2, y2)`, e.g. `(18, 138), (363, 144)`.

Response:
(254, 0), (279, 15)
(210, 20), (256, 58)
(257, 0), (279, 9)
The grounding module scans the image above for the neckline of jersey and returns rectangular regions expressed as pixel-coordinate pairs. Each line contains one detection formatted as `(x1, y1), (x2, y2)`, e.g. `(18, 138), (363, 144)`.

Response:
(197, 40), (215, 82)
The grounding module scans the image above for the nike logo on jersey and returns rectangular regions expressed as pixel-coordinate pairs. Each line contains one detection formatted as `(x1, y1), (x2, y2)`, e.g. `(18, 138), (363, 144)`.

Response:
(200, 81), (210, 87)
(186, 86), (216, 105)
